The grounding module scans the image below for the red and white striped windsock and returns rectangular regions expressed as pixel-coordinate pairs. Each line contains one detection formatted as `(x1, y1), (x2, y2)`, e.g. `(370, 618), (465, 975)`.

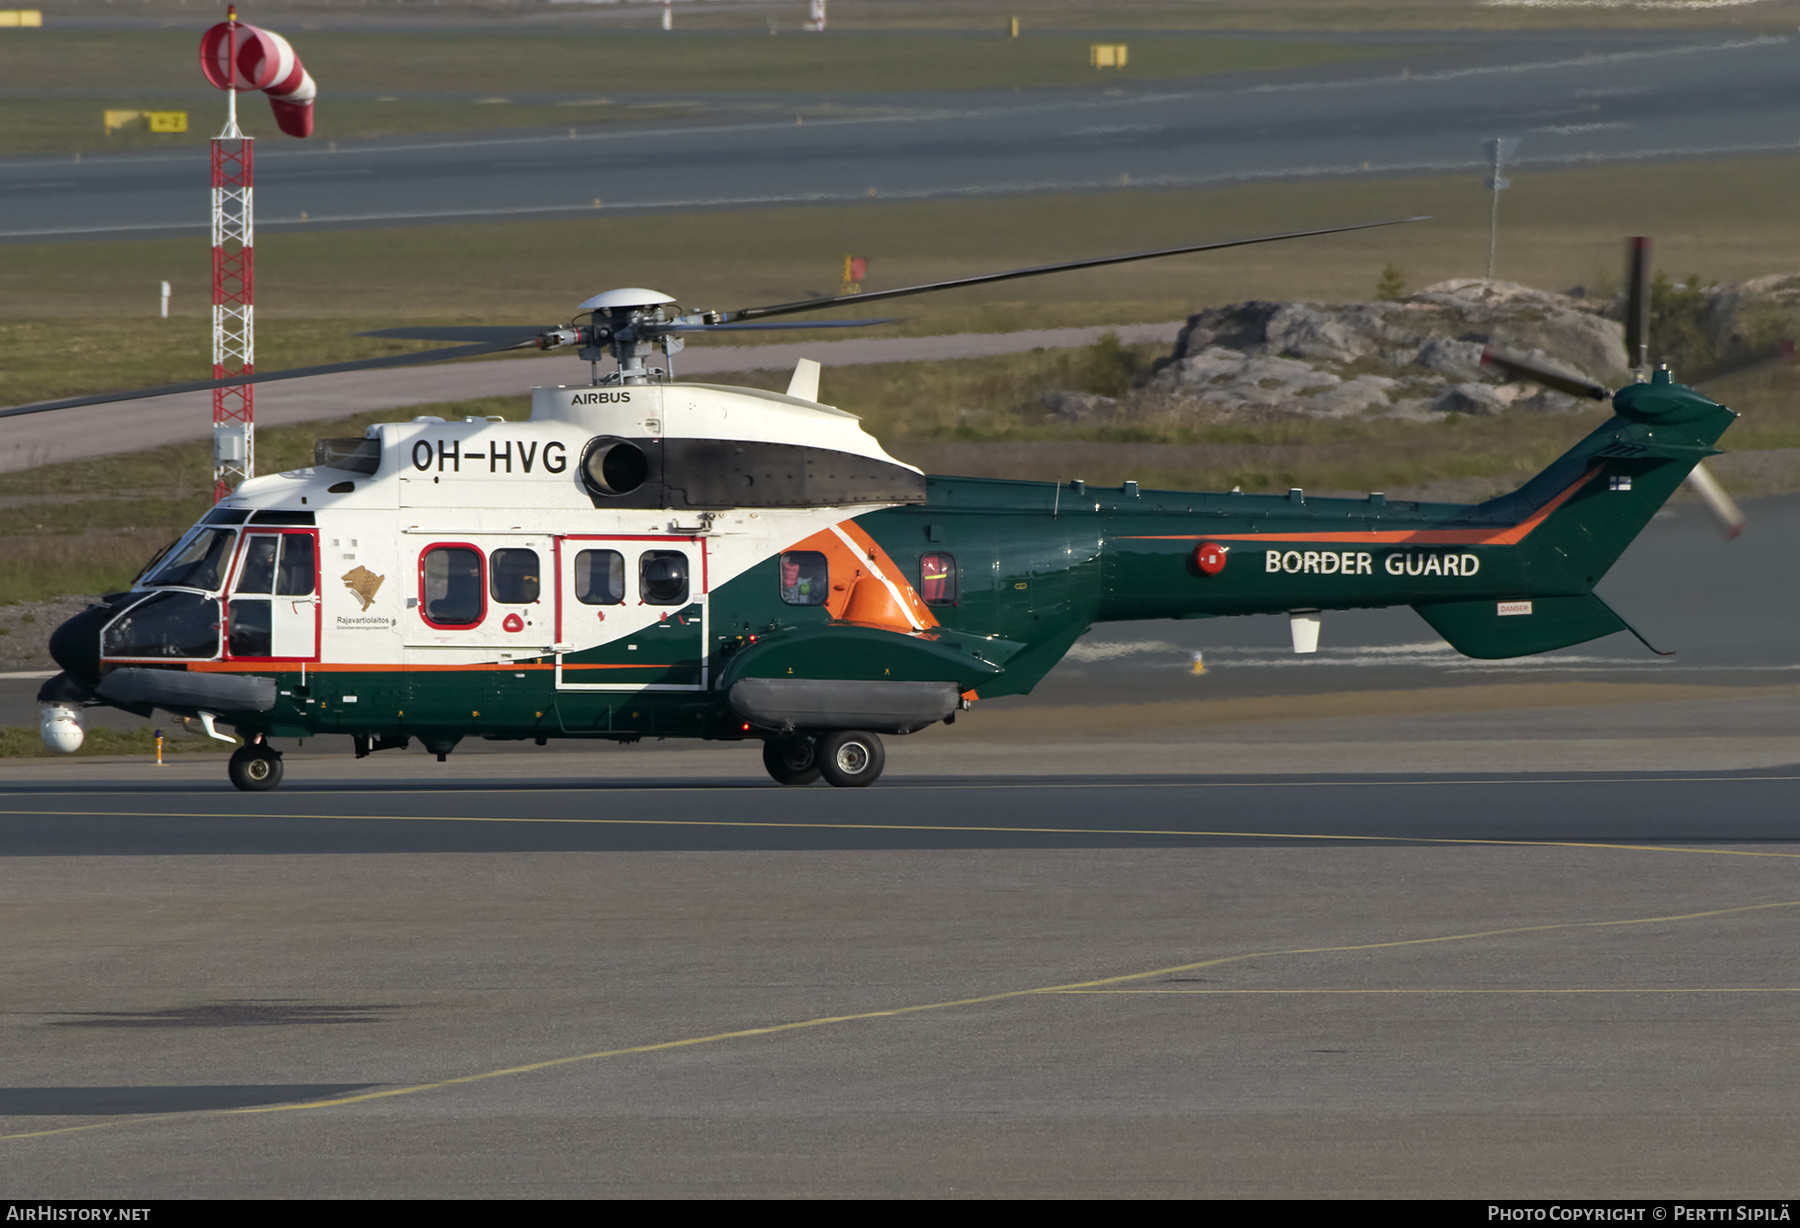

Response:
(199, 11), (317, 138)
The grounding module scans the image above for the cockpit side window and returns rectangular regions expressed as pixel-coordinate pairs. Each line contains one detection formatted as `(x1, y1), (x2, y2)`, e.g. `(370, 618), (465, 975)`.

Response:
(146, 528), (236, 591)
(277, 535), (316, 597)
(235, 536), (279, 594)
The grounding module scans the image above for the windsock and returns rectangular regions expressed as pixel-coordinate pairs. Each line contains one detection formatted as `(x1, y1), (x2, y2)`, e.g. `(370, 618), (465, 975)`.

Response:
(199, 15), (317, 138)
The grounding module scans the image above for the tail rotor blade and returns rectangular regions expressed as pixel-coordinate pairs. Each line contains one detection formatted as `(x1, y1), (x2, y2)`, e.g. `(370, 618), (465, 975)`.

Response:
(1686, 337), (1797, 388)
(1480, 346), (1610, 400)
(1625, 236), (1652, 374)
(1686, 461), (1746, 540)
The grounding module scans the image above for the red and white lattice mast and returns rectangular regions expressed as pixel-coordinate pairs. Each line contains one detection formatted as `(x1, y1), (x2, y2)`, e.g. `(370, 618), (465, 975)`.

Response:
(209, 29), (254, 504)
(198, 7), (316, 502)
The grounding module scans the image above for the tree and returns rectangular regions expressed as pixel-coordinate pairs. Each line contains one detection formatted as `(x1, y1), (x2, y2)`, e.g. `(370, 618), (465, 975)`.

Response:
(1375, 264), (1407, 301)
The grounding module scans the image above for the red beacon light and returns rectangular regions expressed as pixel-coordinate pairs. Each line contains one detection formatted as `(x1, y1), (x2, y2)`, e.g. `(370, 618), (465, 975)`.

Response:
(1194, 541), (1229, 576)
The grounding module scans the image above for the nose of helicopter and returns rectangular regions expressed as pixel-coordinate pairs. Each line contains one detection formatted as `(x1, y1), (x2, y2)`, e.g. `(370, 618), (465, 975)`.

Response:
(47, 602), (110, 686)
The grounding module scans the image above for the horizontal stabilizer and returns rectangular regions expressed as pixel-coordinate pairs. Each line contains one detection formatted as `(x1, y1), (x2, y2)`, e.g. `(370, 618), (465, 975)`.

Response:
(1413, 595), (1626, 660)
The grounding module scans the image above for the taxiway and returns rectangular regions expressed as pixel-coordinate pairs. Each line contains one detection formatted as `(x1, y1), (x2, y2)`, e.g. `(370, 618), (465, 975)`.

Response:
(4, 30), (1798, 239)
(2, 750), (1798, 1197)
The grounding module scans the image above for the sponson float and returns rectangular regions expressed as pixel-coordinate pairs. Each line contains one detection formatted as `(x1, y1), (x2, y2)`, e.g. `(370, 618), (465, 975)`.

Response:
(8, 224), (1754, 790)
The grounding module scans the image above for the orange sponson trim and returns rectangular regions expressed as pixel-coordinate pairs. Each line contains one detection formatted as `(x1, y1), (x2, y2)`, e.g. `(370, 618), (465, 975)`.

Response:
(781, 519), (938, 630)
(186, 661), (557, 673)
(836, 519), (938, 629)
(1117, 467), (1600, 547)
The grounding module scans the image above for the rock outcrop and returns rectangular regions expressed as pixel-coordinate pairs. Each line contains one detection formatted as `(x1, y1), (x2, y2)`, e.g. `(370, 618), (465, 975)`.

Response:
(1146, 279), (1629, 420)
(1043, 275), (1800, 424)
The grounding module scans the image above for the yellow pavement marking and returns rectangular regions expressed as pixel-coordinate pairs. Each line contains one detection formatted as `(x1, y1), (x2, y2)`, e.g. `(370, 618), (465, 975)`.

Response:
(5, 897), (1796, 1142)
(5, 807), (1800, 860)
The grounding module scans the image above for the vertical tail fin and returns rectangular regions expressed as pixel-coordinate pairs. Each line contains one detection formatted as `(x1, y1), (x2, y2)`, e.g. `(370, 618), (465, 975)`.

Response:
(1415, 371), (1736, 658)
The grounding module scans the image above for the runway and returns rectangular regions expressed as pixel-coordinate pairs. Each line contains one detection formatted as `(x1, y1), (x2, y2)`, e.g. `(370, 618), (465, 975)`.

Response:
(4, 29), (1798, 238)
(4, 729), (1800, 1197)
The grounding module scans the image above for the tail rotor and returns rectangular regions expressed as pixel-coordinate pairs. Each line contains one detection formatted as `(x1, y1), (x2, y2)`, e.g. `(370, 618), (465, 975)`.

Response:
(1482, 235), (1791, 540)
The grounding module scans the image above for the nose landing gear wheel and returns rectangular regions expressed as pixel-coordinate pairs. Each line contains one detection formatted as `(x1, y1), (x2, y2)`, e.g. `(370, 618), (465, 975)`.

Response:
(762, 736), (821, 786)
(228, 743), (284, 792)
(817, 729), (885, 788)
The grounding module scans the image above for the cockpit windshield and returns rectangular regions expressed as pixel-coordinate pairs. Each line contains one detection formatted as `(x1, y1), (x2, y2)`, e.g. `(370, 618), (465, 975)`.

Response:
(145, 527), (236, 591)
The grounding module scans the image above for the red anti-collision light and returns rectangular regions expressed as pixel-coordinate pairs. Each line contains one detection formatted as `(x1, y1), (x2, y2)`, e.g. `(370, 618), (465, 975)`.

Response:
(1195, 541), (1228, 576)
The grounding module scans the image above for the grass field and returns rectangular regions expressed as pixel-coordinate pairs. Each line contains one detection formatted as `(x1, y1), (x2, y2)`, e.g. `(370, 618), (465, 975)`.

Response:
(7, 152), (1800, 404)
(0, 724), (232, 758)
(6, 151), (1800, 603)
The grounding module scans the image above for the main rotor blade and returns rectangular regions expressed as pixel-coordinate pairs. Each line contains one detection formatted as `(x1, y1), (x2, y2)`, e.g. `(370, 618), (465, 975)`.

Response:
(1625, 236), (1652, 373)
(661, 318), (900, 333)
(1480, 346), (1611, 400)
(359, 326), (555, 344)
(0, 340), (528, 421)
(1685, 461), (1746, 540)
(723, 217), (1430, 322)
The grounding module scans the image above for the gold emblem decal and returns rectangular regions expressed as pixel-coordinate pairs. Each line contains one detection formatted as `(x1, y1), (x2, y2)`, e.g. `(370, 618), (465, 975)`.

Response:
(341, 565), (385, 611)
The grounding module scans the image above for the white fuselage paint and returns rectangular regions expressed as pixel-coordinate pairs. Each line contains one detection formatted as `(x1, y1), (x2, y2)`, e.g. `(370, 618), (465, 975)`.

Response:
(138, 383), (918, 689)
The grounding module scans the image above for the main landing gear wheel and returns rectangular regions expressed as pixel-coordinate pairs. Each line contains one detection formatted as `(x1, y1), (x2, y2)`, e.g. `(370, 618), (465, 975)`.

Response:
(762, 736), (821, 786)
(228, 743), (284, 793)
(817, 729), (885, 788)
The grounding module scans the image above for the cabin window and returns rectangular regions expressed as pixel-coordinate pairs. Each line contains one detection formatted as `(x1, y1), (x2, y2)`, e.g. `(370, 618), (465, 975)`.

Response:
(920, 552), (957, 605)
(420, 546), (485, 627)
(779, 551), (828, 606)
(574, 549), (625, 605)
(490, 548), (541, 605)
(640, 551), (689, 606)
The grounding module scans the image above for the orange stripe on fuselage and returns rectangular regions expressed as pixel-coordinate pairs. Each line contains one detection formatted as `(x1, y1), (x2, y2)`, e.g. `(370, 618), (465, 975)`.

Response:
(183, 661), (558, 674)
(1117, 466), (1601, 547)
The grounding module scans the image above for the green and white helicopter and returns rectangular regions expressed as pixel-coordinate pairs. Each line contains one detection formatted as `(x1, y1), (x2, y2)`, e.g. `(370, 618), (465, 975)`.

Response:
(8, 224), (1762, 790)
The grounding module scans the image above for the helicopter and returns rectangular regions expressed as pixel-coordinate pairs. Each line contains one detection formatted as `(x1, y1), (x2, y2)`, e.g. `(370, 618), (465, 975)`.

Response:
(6, 222), (1763, 791)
